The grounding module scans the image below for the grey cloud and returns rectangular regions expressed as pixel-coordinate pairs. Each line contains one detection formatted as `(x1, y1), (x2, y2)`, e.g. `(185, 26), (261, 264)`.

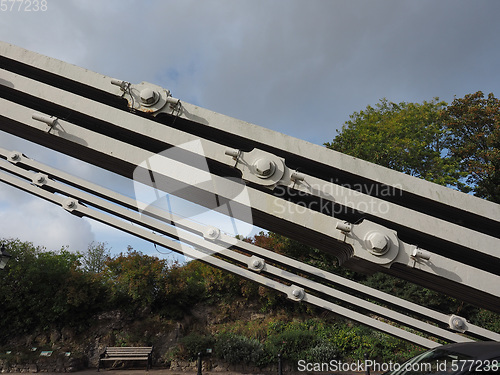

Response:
(0, 183), (95, 251)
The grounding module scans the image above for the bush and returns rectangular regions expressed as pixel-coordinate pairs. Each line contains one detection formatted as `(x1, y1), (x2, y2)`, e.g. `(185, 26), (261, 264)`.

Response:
(264, 328), (319, 363)
(304, 342), (338, 363)
(178, 333), (215, 361)
(0, 239), (108, 343)
(215, 333), (264, 365)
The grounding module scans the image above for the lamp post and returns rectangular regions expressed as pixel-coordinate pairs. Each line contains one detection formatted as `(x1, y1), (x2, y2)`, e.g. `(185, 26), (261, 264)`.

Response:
(0, 243), (12, 270)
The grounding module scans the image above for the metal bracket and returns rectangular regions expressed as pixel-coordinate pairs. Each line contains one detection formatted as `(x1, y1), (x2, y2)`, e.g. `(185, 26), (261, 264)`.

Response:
(118, 81), (180, 115)
(226, 148), (286, 187)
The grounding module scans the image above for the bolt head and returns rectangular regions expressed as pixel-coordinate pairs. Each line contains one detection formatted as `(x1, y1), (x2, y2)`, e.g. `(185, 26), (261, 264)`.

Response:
(8, 152), (21, 162)
(254, 158), (275, 177)
(140, 88), (158, 105)
(253, 259), (262, 268)
(367, 232), (389, 254)
(205, 227), (220, 240)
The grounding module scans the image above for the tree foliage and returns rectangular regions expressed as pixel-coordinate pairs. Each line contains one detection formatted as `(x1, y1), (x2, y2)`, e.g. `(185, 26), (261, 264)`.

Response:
(324, 98), (461, 186)
(443, 91), (500, 202)
(325, 93), (500, 202)
(0, 239), (107, 341)
(103, 247), (169, 308)
(80, 241), (111, 273)
(321, 93), (500, 321)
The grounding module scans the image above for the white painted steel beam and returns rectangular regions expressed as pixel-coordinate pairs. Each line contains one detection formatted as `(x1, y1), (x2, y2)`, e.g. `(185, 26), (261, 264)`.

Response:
(0, 160), (444, 348)
(1, 97), (499, 302)
(6, 151), (500, 346)
(0, 70), (497, 262)
(2, 149), (500, 342)
(1, 41), (500, 328)
(1, 40), (496, 227)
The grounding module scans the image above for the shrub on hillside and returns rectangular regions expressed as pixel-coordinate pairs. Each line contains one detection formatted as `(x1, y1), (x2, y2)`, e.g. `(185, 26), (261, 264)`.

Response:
(214, 333), (265, 365)
(177, 333), (215, 361)
(264, 328), (319, 363)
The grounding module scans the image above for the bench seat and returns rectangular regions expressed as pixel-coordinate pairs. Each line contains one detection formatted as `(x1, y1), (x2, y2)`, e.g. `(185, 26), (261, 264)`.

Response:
(98, 347), (153, 371)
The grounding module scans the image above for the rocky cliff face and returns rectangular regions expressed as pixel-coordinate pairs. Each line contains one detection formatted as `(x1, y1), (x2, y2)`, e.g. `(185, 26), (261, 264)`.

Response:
(0, 308), (186, 372)
(0, 300), (275, 373)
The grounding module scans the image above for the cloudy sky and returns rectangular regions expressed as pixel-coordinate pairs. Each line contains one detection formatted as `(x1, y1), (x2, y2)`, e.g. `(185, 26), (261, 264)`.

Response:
(1, 0), (499, 258)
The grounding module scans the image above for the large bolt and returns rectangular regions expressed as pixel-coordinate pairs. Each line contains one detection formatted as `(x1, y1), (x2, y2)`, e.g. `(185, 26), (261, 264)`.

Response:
(33, 173), (47, 186)
(291, 288), (305, 300)
(8, 152), (21, 163)
(366, 232), (389, 254)
(449, 315), (467, 332)
(452, 318), (464, 329)
(204, 227), (220, 240)
(252, 259), (262, 268)
(63, 198), (78, 211)
(253, 158), (276, 178)
(140, 88), (158, 105)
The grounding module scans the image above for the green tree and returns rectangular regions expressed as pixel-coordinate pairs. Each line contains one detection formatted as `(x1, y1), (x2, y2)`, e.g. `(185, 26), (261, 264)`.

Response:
(325, 98), (461, 186)
(103, 247), (169, 309)
(80, 241), (111, 273)
(0, 239), (108, 343)
(443, 91), (500, 202)
(322, 95), (500, 324)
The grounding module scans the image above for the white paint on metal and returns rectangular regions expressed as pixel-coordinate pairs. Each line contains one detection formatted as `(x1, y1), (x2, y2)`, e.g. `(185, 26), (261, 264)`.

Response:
(3, 41), (500, 346)
(0, 162), (444, 348)
(412, 248), (432, 261)
(1, 97), (499, 299)
(248, 256), (265, 272)
(1, 70), (497, 263)
(2, 151), (499, 343)
(1, 40), (497, 223)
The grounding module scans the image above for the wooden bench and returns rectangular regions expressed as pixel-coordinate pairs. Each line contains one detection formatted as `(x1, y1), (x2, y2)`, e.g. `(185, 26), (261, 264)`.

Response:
(98, 347), (153, 371)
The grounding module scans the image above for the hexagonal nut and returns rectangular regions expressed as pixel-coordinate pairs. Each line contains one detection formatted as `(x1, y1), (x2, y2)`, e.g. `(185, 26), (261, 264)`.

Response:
(204, 227), (221, 241)
(8, 151), (22, 163)
(248, 256), (265, 272)
(140, 88), (158, 105)
(253, 158), (276, 178)
(62, 198), (78, 211)
(366, 232), (389, 254)
(33, 173), (48, 186)
(288, 286), (305, 301)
